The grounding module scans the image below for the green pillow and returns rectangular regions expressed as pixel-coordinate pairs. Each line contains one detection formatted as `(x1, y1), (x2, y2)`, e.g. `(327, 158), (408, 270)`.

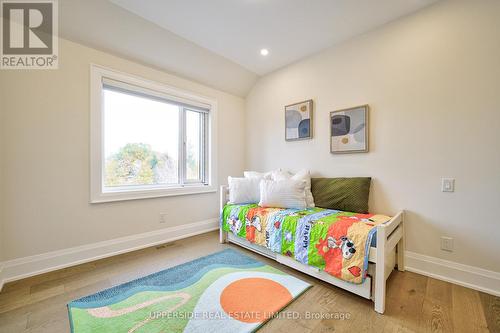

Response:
(311, 177), (371, 213)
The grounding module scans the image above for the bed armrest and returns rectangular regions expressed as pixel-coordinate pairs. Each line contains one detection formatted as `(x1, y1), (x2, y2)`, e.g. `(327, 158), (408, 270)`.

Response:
(376, 211), (404, 253)
(374, 210), (405, 313)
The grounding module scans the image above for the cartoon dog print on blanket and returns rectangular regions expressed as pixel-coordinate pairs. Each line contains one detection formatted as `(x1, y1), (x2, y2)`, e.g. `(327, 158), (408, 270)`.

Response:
(315, 216), (361, 278)
(327, 236), (356, 259)
(247, 216), (262, 232)
(227, 215), (242, 235)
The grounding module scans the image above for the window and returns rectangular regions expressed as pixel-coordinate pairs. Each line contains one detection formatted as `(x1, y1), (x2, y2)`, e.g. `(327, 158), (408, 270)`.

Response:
(91, 65), (216, 202)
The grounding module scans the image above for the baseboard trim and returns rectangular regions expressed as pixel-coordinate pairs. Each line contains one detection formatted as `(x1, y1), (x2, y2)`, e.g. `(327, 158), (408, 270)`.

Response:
(405, 251), (500, 297)
(0, 218), (218, 291)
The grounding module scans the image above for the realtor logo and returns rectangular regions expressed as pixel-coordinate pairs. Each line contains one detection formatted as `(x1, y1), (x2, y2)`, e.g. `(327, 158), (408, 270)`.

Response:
(1, 0), (58, 69)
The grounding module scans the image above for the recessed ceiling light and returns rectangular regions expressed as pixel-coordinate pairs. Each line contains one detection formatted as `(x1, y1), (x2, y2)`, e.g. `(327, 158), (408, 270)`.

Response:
(260, 48), (269, 56)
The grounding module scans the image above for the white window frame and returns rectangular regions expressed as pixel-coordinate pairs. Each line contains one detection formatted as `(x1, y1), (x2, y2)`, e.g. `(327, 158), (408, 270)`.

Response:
(90, 64), (217, 203)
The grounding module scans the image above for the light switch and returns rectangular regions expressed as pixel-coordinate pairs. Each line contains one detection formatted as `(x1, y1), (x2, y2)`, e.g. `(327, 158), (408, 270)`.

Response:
(441, 178), (455, 192)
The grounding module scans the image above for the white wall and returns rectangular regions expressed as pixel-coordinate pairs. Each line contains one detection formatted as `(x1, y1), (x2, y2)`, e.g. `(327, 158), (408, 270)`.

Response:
(246, 0), (500, 273)
(0, 38), (245, 261)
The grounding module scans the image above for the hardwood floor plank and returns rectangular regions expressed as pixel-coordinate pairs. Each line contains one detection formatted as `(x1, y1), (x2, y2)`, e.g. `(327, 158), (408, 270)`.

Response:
(479, 292), (500, 333)
(418, 277), (454, 333)
(425, 278), (453, 306)
(452, 284), (489, 333)
(25, 316), (70, 333)
(0, 311), (28, 333)
(420, 298), (454, 333)
(1, 262), (97, 293)
(385, 271), (427, 332)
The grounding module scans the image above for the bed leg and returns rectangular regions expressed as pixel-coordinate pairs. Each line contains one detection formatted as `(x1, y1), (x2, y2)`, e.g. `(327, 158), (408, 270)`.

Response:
(396, 220), (405, 272)
(374, 225), (386, 314)
(219, 229), (227, 244)
(219, 185), (228, 244)
(397, 241), (405, 271)
(374, 277), (386, 314)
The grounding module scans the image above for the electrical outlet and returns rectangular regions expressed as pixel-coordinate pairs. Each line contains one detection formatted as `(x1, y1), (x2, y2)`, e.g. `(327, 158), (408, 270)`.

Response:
(441, 178), (455, 192)
(159, 213), (167, 224)
(441, 236), (454, 252)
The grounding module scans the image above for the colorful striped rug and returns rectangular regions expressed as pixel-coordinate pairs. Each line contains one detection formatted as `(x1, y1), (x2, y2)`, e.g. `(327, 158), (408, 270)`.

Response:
(68, 248), (311, 332)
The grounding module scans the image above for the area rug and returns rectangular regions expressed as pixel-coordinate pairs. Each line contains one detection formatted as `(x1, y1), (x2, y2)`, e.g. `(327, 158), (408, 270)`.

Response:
(67, 248), (311, 333)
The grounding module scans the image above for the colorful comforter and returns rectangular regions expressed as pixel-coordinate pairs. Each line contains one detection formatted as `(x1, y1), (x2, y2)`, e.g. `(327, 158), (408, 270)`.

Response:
(221, 204), (391, 284)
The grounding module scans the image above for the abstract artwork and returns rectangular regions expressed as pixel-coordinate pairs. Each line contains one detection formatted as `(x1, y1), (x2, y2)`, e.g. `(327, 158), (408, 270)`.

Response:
(285, 100), (313, 141)
(330, 105), (369, 153)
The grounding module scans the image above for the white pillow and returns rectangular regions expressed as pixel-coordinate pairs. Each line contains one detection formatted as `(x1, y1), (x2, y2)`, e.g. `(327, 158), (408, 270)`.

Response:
(243, 171), (270, 179)
(272, 169), (315, 208)
(259, 179), (307, 210)
(243, 169), (280, 180)
(269, 169), (292, 181)
(228, 177), (260, 204)
(271, 170), (291, 181)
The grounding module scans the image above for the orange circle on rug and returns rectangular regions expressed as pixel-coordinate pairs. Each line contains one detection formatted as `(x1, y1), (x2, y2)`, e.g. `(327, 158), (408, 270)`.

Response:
(220, 277), (292, 323)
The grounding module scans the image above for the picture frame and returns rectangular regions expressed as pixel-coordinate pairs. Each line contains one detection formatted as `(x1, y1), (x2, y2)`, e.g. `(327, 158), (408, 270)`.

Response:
(330, 105), (369, 153)
(285, 99), (313, 141)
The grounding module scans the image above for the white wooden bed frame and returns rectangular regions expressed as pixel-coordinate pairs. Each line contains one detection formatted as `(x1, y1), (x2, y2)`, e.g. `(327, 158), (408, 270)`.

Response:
(219, 185), (405, 314)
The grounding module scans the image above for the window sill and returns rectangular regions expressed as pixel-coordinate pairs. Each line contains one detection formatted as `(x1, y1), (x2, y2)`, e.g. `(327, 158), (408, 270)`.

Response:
(90, 185), (217, 203)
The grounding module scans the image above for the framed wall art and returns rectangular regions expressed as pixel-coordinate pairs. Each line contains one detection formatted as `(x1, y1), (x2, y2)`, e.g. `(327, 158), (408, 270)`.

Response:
(330, 105), (369, 153)
(285, 100), (313, 141)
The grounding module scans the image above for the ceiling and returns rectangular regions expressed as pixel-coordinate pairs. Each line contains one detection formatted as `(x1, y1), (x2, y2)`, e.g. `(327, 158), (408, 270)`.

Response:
(109, 0), (438, 75)
(59, 0), (438, 96)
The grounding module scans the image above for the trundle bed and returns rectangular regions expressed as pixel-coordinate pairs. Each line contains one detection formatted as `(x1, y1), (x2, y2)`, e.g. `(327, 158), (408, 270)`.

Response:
(219, 185), (405, 314)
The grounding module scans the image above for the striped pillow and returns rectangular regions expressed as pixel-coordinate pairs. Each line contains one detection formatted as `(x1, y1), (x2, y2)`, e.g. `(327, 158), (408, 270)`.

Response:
(258, 179), (307, 210)
(273, 169), (315, 208)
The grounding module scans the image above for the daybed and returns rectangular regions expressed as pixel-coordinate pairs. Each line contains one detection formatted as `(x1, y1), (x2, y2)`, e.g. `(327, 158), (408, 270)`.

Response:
(219, 180), (405, 314)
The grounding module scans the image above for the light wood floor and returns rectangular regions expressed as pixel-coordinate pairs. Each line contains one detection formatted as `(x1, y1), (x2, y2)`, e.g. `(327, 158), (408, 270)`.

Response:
(0, 231), (498, 333)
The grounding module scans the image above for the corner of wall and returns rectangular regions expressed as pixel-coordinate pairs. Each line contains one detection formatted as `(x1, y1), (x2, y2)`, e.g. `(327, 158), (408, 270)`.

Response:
(0, 265), (4, 292)
(0, 80), (4, 292)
